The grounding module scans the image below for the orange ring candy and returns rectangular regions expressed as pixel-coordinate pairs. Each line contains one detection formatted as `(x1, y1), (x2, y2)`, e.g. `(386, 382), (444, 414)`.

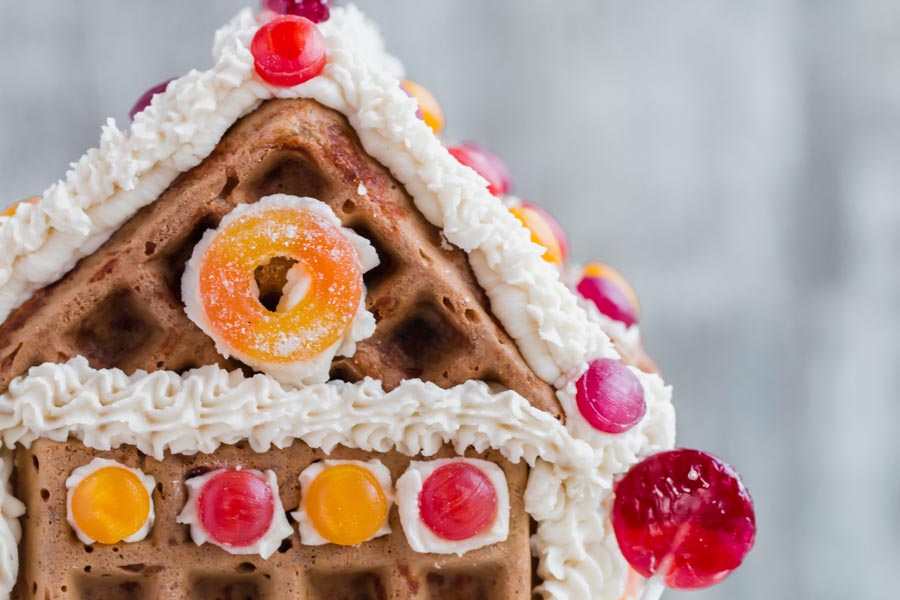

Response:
(195, 200), (363, 363)
(1, 196), (39, 218)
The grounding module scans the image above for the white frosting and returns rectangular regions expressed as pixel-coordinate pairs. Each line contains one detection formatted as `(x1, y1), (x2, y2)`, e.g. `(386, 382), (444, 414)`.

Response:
(396, 458), (509, 556)
(64, 458), (156, 545)
(0, 5), (679, 598)
(0, 450), (23, 599)
(293, 459), (393, 546)
(182, 195), (378, 387)
(177, 467), (292, 559)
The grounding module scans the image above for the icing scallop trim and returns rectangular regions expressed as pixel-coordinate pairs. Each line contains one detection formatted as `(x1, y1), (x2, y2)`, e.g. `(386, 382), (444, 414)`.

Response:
(0, 358), (662, 598)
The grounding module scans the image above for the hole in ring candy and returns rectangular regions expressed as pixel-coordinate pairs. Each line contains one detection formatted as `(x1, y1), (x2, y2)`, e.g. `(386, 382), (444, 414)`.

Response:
(177, 468), (293, 558)
(294, 460), (393, 546)
(66, 459), (156, 545)
(396, 458), (509, 555)
(182, 195), (378, 386)
(612, 449), (756, 598)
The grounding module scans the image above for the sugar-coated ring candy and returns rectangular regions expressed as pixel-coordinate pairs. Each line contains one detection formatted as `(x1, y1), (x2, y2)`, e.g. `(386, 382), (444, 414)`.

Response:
(129, 79), (174, 121)
(70, 467), (151, 545)
(418, 462), (498, 541)
(613, 449), (756, 590)
(305, 464), (388, 545)
(196, 204), (363, 363)
(251, 15), (327, 87)
(576, 357), (645, 434)
(509, 202), (568, 265)
(577, 262), (641, 327)
(261, 0), (331, 23)
(448, 143), (512, 196)
(401, 79), (445, 134)
(1, 196), (39, 218)
(198, 470), (276, 548)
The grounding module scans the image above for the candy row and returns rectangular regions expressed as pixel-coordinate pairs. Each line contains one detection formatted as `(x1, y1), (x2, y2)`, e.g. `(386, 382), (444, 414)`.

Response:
(66, 456), (508, 559)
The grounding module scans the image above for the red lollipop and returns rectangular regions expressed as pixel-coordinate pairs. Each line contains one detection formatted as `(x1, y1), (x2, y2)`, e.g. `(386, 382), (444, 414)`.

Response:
(197, 470), (276, 548)
(612, 449), (756, 599)
(251, 15), (327, 87)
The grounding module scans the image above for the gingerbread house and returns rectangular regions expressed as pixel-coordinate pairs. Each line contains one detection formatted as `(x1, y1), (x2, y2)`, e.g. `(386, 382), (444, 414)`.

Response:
(0, 5), (680, 599)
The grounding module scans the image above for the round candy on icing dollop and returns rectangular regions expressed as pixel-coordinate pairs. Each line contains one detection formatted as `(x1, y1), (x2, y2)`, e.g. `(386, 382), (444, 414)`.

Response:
(577, 262), (641, 327)
(251, 15), (327, 87)
(401, 79), (445, 134)
(197, 470), (276, 548)
(576, 357), (645, 434)
(129, 79), (174, 121)
(448, 142), (512, 196)
(612, 449), (756, 591)
(509, 202), (569, 265)
(261, 0), (330, 22)
(418, 462), (498, 541)
(68, 462), (154, 545)
(305, 464), (389, 546)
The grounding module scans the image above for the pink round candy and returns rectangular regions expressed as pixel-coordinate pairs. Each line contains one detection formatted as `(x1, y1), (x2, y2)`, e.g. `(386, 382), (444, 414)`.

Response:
(129, 79), (174, 121)
(419, 462), (497, 541)
(613, 449), (756, 590)
(198, 470), (275, 548)
(261, 0), (331, 23)
(448, 143), (512, 196)
(577, 275), (639, 328)
(575, 358), (645, 434)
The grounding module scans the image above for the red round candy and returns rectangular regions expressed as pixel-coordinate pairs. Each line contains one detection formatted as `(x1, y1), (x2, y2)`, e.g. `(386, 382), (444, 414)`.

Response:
(419, 462), (498, 541)
(251, 16), (327, 87)
(129, 79), (173, 121)
(576, 358), (645, 434)
(448, 143), (512, 196)
(261, 0), (330, 23)
(197, 470), (276, 548)
(577, 275), (639, 327)
(612, 449), (756, 590)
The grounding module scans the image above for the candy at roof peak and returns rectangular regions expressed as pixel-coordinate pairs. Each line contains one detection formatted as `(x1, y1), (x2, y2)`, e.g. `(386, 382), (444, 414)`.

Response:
(612, 449), (756, 591)
(251, 15), (327, 87)
(261, 0), (331, 23)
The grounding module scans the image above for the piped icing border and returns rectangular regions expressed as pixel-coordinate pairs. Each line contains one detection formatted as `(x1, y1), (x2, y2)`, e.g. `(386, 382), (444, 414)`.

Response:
(0, 358), (669, 597)
(0, 6), (677, 599)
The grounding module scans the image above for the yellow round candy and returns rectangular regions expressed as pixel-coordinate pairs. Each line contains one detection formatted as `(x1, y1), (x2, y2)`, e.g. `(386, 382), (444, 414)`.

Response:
(1, 196), (39, 218)
(402, 79), (445, 134)
(509, 205), (565, 265)
(305, 464), (387, 546)
(70, 467), (151, 544)
(583, 262), (641, 318)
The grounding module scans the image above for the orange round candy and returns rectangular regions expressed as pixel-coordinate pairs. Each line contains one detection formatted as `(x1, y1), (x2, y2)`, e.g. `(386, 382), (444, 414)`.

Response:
(70, 467), (151, 544)
(198, 206), (363, 363)
(582, 262), (641, 319)
(509, 204), (566, 265)
(305, 464), (387, 546)
(1, 196), (39, 218)
(401, 79), (445, 134)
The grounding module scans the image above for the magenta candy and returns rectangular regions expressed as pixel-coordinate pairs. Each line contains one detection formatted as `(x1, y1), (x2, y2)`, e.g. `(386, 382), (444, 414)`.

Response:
(129, 79), (174, 121)
(612, 449), (756, 590)
(261, 0), (331, 23)
(419, 462), (497, 541)
(577, 275), (639, 327)
(448, 143), (512, 196)
(575, 358), (645, 434)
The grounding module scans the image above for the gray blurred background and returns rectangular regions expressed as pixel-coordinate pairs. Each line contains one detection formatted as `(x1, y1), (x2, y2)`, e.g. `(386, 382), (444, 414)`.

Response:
(2, 2), (899, 599)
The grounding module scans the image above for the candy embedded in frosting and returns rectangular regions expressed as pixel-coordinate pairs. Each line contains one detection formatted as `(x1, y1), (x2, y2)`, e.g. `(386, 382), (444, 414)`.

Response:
(401, 79), (445, 133)
(294, 460), (393, 546)
(182, 195), (378, 387)
(0, 197), (39, 219)
(448, 142), (512, 196)
(577, 263), (641, 328)
(177, 468), (293, 558)
(251, 15), (327, 86)
(576, 358), (646, 434)
(509, 202), (568, 265)
(397, 458), (509, 555)
(129, 79), (174, 121)
(66, 459), (155, 545)
(261, 0), (331, 23)
(612, 449), (756, 592)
